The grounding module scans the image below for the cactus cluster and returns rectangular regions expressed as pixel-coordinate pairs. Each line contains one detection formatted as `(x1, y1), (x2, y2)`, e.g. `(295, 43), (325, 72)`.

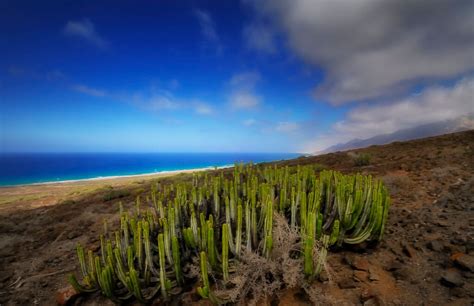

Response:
(68, 164), (390, 303)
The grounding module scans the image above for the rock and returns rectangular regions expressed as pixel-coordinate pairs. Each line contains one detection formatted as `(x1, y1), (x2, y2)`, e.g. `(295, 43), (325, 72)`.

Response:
(454, 254), (474, 272)
(352, 257), (370, 271)
(67, 231), (80, 240)
(401, 242), (417, 258)
(360, 287), (375, 302)
(427, 240), (443, 252)
(338, 278), (357, 289)
(354, 270), (369, 282)
(393, 267), (411, 281)
(368, 267), (381, 281)
(440, 269), (464, 287)
(384, 260), (403, 272)
(319, 270), (329, 282)
(434, 220), (449, 227)
(363, 298), (380, 306)
(56, 285), (79, 305)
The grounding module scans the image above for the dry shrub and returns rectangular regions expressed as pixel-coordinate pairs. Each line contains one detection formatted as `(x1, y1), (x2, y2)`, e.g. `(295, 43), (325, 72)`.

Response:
(381, 174), (413, 196)
(431, 166), (459, 179)
(211, 213), (331, 305)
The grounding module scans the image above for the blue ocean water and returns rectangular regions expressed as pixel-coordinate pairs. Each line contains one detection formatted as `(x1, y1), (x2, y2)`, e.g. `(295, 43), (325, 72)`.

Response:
(0, 152), (299, 186)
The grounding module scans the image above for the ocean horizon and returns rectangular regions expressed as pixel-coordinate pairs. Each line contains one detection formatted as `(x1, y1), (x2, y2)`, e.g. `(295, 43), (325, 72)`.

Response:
(0, 152), (300, 187)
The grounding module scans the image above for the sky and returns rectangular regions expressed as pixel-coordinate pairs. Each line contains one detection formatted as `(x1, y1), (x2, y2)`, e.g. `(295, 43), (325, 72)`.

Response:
(1, 0), (473, 153)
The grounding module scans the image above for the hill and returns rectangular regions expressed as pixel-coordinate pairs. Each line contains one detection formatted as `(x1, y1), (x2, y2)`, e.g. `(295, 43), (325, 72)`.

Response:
(0, 130), (473, 305)
(318, 115), (474, 154)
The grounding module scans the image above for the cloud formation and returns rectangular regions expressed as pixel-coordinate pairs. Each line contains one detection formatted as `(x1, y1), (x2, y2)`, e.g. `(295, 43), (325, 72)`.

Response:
(194, 9), (222, 53)
(247, 0), (474, 104)
(72, 83), (214, 116)
(243, 23), (276, 54)
(276, 121), (300, 133)
(193, 102), (213, 115)
(63, 19), (108, 49)
(72, 84), (107, 97)
(242, 118), (257, 126)
(303, 77), (474, 152)
(229, 71), (262, 109)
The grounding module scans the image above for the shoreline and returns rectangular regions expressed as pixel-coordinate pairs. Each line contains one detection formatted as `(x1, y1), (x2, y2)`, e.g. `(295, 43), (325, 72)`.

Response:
(0, 164), (234, 188)
(0, 164), (234, 210)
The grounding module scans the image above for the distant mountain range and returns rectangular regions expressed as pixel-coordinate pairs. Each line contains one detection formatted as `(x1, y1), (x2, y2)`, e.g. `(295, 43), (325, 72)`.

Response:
(318, 115), (474, 154)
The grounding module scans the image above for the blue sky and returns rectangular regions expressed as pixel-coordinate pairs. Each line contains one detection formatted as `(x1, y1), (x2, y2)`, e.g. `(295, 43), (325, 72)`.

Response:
(1, 0), (473, 153)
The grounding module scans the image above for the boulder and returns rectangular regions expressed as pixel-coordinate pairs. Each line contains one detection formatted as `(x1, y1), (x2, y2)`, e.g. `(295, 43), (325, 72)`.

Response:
(454, 254), (474, 272)
(56, 285), (79, 305)
(440, 269), (464, 287)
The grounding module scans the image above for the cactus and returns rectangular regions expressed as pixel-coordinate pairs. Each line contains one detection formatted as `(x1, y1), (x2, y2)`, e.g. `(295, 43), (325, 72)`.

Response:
(68, 163), (391, 304)
(172, 236), (183, 285)
(197, 251), (210, 298)
(235, 203), (242, 256)
(304, 212), (316, 277)
(158, 233), (169, 299)
(222, 223), (229, 282)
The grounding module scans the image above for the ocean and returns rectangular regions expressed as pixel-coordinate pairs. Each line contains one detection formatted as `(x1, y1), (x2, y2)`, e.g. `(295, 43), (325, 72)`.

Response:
(0, 152), (300, 186)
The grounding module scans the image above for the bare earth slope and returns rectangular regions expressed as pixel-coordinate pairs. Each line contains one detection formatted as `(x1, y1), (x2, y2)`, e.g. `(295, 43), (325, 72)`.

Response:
(0, 130), (473, 306)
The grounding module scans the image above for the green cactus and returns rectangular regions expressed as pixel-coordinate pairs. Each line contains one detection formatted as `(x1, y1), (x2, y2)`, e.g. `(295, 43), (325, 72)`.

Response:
(222, 223), (229, 282)
(68, 163), (391, 305)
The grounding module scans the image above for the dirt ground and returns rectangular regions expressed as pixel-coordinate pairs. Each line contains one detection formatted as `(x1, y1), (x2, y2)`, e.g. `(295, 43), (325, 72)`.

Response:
(0, 130), (473, 306)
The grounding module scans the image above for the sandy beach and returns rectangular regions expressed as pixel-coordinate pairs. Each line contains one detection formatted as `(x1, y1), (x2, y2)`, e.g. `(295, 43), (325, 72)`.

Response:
(0, 165), (230, 212)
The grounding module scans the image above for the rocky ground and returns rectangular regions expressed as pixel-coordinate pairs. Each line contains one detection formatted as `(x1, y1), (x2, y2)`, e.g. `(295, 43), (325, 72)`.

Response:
(0, 130), (473, 306)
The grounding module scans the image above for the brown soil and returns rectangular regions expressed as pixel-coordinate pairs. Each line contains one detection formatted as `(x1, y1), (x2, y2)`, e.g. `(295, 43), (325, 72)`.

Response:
(0, 130), (473, 306)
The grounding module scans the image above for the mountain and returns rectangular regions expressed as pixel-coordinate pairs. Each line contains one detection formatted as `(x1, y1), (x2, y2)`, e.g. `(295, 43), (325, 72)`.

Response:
(318, 115), (474, 154)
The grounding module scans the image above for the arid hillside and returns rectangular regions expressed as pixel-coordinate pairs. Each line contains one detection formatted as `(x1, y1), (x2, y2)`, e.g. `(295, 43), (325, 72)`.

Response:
(0, 130), (473, 306)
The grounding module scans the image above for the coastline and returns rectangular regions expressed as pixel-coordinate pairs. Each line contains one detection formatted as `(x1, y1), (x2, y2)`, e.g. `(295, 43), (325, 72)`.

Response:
(0, 164), (234, 188)
(0, 164), (233, 211)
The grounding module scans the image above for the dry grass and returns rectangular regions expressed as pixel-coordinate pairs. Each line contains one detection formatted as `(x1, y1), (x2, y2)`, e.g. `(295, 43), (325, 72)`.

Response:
(208, 213), (332, 305)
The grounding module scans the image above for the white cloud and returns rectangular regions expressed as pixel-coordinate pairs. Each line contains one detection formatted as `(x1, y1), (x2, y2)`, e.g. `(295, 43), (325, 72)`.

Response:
(146, 94), (181, 111)
(303, 77), (474, 152)
(276, 121), (300, 133)
(229, 71), (262, 109)
(193, 102), (213, 115)
(70, 83), (214, 116)
(126, 89), (217, 116)
(230, 71), (261, 89)
(243, 118), (257, 126)
(63, 19), (108, 49)
(72, 84), (107, 97)
(246, 0), (474, 104)
(243, 23), (276, 54)
(230, 92), (261, 109)
(194, 9), (222, 53)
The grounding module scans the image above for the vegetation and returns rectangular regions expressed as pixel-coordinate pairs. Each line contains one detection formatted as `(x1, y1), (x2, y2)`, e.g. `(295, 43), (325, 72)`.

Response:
(68, 163), (390, 304)
(353, 153), (371, 166)
(102, 187), (132, 202)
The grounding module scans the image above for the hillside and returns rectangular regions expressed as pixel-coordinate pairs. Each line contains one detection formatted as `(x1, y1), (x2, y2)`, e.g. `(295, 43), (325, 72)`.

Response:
(318, 116), (474, 154)
(0, 130), (473, 306)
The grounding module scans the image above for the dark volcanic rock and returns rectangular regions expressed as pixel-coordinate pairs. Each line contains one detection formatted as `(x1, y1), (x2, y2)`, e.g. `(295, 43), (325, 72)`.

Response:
(454, 254), (474, 272)
(440, 269), (464, 287)
(338, 278), (357, 289)
(427, 240), (443, 252)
